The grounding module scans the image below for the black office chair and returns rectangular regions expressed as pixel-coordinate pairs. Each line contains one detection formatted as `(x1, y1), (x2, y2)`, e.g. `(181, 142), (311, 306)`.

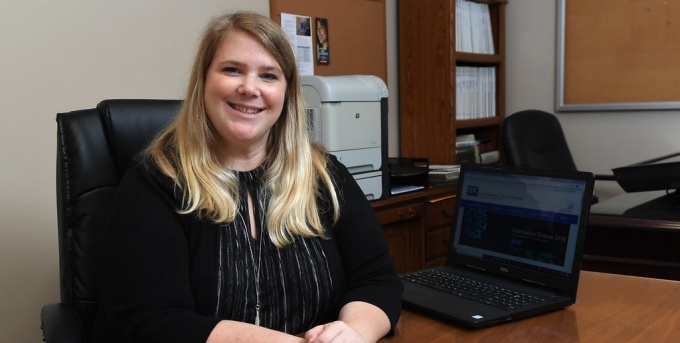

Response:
(500, 109), (614, 204)
(40, 99), (182, 343)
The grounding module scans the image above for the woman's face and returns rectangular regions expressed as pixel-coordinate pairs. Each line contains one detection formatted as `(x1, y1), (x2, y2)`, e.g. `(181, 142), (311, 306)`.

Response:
(204, 30), (287, 156)
(316, 21), (327, 46)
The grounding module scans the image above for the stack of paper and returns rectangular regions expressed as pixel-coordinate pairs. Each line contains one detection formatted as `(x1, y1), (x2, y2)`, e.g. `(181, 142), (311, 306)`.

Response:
(429, 164), (461, 185)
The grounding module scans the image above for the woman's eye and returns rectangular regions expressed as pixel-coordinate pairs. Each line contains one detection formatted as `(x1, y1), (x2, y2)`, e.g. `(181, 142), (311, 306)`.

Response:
(223, 67), (239, 74)
(261, 73), (279, 81)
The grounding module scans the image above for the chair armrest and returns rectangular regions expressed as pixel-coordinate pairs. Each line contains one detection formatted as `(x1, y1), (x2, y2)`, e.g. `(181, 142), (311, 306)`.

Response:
(594, 174), (617, 181)
(41, 303), (85, 343)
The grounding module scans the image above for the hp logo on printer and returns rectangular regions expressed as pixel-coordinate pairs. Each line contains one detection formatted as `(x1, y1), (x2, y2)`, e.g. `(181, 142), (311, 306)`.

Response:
(466, 186), (479, 196)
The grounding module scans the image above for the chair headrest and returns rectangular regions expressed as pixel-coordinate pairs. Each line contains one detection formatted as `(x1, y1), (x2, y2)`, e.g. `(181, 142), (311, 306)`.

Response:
(97, 99), (182, 173)
(502, 110), (566, 152)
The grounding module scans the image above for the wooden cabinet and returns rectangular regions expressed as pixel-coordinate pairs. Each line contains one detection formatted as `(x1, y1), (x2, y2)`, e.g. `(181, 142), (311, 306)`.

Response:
(424, 194), (456, 268)
(585, 213), (680, 281)
(375, 200), (425, 274)
(560, 191), (680, 281)
(398, 0), (507, 165)
(372, 186), (456, 273)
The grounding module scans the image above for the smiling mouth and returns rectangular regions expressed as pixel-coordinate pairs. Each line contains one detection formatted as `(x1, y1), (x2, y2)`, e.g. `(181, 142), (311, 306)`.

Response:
(230, 103), (263, 115)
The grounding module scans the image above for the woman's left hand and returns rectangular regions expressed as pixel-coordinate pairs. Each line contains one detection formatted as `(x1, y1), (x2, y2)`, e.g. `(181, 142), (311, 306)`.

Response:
(304, 321), (366, 343)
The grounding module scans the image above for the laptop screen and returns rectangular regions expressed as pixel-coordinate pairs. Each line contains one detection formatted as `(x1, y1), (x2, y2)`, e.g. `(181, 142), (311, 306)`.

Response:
(450, 165), (593, 282)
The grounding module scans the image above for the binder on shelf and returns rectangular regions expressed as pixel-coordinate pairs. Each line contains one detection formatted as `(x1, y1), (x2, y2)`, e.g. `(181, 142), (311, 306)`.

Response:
(456, 66), (496, 120)
(456, 134), (500, 165)
(480, 150), (500, 164)
(456, 134), (480, 164)
(455, 0), (495, 55)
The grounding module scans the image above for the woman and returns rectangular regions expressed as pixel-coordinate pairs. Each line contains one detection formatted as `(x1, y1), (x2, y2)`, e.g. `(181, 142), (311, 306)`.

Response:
(93, 11), (402, 343)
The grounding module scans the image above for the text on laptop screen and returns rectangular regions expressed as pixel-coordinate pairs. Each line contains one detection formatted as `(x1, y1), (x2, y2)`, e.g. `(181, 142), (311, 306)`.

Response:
(452, 170), (588, 278)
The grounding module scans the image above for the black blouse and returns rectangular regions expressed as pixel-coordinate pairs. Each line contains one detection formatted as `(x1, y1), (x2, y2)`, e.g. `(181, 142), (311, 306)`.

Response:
(92, 155), (402, 343)
(214, 167), (333, 333)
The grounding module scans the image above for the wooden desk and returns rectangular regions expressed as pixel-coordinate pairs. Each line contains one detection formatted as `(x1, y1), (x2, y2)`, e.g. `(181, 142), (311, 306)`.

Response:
(585, 191), (680, 281)
(381, 271), (680, 342)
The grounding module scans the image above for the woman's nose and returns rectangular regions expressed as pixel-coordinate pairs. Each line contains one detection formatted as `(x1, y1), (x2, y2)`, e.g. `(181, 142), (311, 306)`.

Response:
(239, 75), (260, 96)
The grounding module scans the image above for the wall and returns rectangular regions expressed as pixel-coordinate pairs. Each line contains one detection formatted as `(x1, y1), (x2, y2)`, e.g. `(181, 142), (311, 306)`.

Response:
(0, 1), (268, 341)
(505, 0), (680, 201)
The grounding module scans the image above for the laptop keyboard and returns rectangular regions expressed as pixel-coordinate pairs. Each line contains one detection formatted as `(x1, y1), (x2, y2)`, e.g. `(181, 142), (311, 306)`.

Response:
(401, 269), (548, 311)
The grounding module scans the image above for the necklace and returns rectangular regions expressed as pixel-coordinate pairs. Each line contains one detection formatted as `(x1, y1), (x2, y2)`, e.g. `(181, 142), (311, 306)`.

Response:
(254, 232), (263, 326)
(243, 171), (265, 326)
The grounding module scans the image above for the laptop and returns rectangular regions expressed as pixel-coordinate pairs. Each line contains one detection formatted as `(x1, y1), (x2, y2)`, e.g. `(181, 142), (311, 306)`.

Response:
(400, 163), (594, 329)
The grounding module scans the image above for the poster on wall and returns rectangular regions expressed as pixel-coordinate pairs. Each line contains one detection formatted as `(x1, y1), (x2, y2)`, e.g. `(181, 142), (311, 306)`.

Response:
(280, 12), (314, 75)
(315, 18), (330, 65)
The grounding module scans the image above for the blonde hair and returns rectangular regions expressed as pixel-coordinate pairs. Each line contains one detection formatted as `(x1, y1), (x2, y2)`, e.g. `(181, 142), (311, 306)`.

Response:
(147, 11), (339, 247)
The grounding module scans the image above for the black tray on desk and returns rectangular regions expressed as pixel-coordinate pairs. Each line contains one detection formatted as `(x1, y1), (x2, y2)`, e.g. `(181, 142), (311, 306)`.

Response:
(388, 158), (429, 187)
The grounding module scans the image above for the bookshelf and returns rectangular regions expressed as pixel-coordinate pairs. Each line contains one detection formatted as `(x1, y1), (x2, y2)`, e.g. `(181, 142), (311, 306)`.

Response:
(398, 0), (506, 165)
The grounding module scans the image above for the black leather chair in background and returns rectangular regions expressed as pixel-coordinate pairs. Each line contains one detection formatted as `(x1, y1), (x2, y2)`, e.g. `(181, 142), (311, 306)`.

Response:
(41, 99), (182, 342)
(500, 109), (615, 204)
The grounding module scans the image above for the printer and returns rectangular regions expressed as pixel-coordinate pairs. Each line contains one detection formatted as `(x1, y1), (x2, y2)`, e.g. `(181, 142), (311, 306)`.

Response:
(302, 75), (389, 200)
